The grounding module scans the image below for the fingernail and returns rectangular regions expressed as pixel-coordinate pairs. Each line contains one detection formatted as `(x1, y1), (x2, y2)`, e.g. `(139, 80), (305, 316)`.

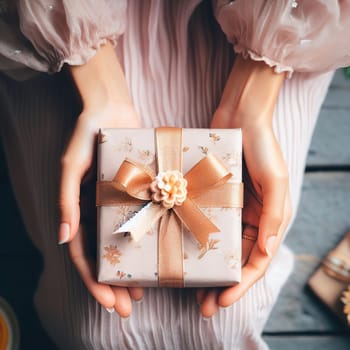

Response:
(121, 316), (130, 323)
(265, 236), (277, 257)
(134, 299), (143, 305)
(201, 316), (211, 322)
(58, 223), (70, 245)
(105, 307), (115, 314)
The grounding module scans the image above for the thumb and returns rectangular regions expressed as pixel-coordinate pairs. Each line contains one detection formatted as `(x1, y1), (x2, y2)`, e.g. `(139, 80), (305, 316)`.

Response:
(210, 110), (231, 129)
(257, 176), (287, 257)
(58, 159), (85, 244)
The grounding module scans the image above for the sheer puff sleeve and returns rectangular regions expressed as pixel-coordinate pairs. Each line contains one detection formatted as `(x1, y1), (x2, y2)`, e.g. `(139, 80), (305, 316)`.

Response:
(213, 0), (350, 77)
(5, 0), (126, 74)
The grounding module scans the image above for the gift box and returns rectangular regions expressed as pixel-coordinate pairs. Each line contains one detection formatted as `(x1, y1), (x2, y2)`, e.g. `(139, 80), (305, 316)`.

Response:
(308, 230), (350, 326)
(96, 127), (243, 288)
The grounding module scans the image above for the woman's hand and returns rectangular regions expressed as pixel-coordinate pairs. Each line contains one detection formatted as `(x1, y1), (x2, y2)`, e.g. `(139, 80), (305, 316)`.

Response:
(196, 55), (292, 317)
(57, 42), (143, 317)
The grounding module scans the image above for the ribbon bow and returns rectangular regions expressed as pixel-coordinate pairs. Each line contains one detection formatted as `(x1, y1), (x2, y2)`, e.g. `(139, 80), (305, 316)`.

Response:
(111, 152), (233, 245)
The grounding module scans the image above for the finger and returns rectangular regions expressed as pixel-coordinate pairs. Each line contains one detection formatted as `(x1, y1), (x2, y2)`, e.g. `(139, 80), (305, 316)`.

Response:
(210, 110), (230, 129)
(200, 289), (220, 318)
(218, 245), (270, 307)
(68, 226), (116, 308)
(219, 198), (290, 308)
(112, 286), (133, 318)
(128, 287), (144, 301)
(242, 224), (258, 266)
(58, 163), (82, 244)
(58, 124), (95, 244)
(196, 288), (207, 305)
(258, 175), (287, 256)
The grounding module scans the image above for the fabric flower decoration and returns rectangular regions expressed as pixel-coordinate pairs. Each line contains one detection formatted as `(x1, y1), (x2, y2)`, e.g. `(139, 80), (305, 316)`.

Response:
(150, 170), (187, 209)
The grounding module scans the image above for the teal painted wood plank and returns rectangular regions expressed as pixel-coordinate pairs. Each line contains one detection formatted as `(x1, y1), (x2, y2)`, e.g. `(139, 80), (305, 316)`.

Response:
(307, 108), (350, 166)
(330, 69), (350, 90)
(306, 69), (350, 167)
(264, 335), (350, 350)
(323, 69), (350, 109)
(323, 86), (350, 110)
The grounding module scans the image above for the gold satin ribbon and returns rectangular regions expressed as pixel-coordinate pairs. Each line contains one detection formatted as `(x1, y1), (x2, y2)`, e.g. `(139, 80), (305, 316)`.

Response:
(96, 127), (243, 287)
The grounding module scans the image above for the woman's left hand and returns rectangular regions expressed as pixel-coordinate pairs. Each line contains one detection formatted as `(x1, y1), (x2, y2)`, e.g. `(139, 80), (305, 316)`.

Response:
(196, 55), (292, 317)
(196, 121), (292, 317)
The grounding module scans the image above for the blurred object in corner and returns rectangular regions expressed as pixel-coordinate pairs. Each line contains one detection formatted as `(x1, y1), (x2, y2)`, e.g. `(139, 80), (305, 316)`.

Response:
(344, 67), (350, 79)
(308, 230), (350, 328)
(0, 297), (20, 350)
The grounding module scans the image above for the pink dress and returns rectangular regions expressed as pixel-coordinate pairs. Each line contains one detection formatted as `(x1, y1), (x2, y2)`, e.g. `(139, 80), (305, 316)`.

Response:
(0, 1), (349, 349)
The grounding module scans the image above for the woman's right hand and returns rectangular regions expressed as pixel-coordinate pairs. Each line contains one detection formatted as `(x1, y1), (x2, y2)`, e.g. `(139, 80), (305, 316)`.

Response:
(58, 42), (143, 318)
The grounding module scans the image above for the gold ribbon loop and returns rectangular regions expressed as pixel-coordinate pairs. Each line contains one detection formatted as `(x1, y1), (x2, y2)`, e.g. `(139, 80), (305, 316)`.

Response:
(112, 159), (154, 200)
(185, 153), (232, 196)
(96, 181), (145, 206)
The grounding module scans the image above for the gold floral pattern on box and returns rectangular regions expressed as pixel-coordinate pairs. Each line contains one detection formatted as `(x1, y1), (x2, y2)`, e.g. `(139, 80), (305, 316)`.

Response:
(198, 146), (209, 155)
(225, 254), (240, 270)
(209, 132), (221, 143)
(116, 138), (133, 153)
(137, 149), (155, 165)
(222, 152), (241, 168)
(197, 239), (220, 259)
(116, 270), (132, 280)
(103, 245), (122, 266)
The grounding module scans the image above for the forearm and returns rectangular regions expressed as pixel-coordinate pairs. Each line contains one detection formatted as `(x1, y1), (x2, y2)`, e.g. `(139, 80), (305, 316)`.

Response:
(69, 41), (132, 109)
(215, 55), (285, 129)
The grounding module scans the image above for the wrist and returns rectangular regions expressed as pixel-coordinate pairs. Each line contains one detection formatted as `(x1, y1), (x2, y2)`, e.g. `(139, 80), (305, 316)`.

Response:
(69, 41), (132, 110)
(216, 55), (285, 128)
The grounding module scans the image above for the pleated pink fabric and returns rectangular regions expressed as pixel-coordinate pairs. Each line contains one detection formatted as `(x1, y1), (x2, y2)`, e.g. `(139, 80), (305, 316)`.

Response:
(0, 1), (342, 349)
